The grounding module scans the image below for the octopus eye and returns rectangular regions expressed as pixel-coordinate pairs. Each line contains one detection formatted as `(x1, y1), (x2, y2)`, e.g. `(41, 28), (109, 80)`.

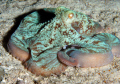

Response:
(68, 13), (74, 19)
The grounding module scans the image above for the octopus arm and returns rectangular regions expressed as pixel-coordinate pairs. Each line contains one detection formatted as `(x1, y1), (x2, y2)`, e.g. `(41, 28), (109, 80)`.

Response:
(11, 11), (47, 41)
(93, 33), (120, 57)
(58, 34), (113, 67)
(29, 32), (59, 61)
(8, 11), (49, 62)
(57, 51), (79, 67)
(63, 33), (111, 53)
(68, 50), (113, 67)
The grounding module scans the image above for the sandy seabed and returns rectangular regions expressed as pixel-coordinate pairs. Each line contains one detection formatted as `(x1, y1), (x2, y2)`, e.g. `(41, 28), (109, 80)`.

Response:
(0, 0), (120, 84)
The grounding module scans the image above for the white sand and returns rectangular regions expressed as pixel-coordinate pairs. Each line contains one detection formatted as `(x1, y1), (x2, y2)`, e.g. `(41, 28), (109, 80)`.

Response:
(0, 0), (120, 84)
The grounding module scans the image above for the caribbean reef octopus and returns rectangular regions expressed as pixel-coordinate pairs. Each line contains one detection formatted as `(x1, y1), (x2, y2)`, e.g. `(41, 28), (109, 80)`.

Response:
(7, 6), (120, 76)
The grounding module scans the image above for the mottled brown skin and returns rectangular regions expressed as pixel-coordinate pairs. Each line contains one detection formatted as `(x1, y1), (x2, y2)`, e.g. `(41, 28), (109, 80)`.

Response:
(7, 6), (120, 76)
(57, 33), (120, 67)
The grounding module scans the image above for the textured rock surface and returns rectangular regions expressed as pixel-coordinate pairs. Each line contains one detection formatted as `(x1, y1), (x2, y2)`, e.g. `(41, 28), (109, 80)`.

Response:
(1, 0), (120, 84)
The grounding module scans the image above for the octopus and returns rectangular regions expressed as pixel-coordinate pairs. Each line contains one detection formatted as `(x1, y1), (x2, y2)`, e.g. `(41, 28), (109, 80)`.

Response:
(7, 6), (120, 76)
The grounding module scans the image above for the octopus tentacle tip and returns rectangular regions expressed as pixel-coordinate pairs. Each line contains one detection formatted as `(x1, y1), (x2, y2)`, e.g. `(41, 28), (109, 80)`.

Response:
(7, 40), (30, 62)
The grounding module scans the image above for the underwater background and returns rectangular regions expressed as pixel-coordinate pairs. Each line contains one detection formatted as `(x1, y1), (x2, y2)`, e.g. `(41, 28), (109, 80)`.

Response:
(0, 0), (120, 84)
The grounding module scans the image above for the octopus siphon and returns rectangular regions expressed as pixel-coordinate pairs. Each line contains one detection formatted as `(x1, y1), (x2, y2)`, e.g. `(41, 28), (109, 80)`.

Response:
(7, 6), (120, 76)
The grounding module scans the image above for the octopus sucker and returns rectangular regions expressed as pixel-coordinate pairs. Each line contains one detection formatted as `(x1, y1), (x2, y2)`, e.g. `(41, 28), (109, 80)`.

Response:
(7, 6), (120, 76)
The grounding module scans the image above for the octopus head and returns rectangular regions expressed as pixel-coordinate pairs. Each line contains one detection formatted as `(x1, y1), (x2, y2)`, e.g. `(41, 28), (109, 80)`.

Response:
(55, 6), (103, 36)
